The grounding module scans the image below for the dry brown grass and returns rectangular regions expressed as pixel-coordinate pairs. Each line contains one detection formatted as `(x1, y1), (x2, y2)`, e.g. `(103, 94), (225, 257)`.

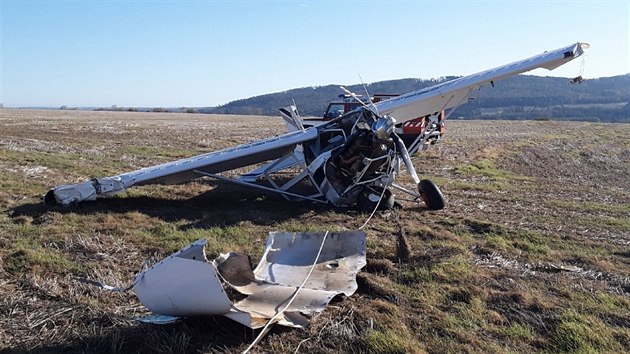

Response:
(2, 109), (630, 353)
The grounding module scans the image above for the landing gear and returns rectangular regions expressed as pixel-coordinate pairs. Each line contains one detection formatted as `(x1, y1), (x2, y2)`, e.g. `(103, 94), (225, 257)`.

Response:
(418, 179), (445, 210)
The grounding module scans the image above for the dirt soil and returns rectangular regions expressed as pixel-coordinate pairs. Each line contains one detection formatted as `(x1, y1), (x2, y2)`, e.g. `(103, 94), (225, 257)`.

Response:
(1, 109), (629, 353)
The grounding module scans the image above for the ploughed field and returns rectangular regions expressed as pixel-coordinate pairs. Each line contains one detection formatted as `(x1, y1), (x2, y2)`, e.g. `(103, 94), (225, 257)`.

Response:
(1, 109), (629, 353)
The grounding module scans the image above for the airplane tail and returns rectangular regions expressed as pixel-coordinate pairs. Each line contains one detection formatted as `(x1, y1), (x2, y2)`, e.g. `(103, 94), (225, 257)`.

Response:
(279, 105), (304, 133)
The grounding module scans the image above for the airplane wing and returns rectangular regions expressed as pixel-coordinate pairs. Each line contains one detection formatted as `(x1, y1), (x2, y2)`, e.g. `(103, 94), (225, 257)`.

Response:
(44, 128), (318, 206)
(375, 42), (589, 123)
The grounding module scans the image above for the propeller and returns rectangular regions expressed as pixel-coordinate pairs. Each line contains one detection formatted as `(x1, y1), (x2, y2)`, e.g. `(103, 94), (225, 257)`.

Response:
(339, 85), (380, 117)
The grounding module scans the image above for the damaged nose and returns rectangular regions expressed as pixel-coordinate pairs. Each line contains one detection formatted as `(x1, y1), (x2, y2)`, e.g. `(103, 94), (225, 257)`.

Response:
(371, 115), (396, 140)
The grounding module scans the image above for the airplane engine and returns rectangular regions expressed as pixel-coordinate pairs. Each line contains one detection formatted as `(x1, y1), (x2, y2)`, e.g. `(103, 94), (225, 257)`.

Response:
(310, 114), (398, 210)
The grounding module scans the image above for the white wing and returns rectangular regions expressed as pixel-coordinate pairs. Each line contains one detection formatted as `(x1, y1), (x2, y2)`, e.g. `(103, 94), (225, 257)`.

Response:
(375, 42), (589, 122)
(45, 128), (318, 206)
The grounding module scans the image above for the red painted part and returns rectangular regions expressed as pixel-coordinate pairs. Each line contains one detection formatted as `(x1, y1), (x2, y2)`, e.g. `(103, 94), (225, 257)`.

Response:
(402, 117), (428, 134)
(372, 94), (398, 103)
(401, 110), (446, 136)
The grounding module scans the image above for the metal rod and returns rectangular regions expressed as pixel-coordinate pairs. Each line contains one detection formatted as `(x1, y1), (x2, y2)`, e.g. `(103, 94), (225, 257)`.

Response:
(391, 183), (420, 198)
(392, 133), (420, 184)
(193, 170), (327, 204)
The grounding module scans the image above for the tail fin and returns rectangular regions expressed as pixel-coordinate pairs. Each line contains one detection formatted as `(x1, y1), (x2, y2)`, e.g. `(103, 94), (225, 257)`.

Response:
(279, 105), (304, 133)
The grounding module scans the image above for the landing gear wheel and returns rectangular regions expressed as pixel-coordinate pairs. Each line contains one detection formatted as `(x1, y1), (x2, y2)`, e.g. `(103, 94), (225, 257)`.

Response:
(357, 188), (395, 212)
(418, 179), (445, 210)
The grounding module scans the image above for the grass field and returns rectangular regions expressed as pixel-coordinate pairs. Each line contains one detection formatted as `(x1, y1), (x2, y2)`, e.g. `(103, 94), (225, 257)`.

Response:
(1, 108), (630, 353)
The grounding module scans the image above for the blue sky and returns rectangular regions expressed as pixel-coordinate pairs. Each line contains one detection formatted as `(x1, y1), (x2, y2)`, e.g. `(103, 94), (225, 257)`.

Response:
(2, 1), (628, 107)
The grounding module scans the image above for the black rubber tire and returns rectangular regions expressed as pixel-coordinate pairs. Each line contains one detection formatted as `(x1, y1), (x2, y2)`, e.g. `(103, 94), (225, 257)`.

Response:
(418, 179), (445, 210)
(357, 188), (395, 212)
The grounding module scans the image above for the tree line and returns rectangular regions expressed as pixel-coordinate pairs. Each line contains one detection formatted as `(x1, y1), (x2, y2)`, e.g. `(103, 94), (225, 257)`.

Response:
(205, 74), (630, 122)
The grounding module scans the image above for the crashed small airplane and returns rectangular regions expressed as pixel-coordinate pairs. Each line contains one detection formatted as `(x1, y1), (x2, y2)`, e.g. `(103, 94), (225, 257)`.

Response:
(44, 42), (589, 212)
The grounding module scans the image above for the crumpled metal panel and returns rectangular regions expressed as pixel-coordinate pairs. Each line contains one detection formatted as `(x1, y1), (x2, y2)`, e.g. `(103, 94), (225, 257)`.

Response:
(129, 231), (366, 328)
(253, 231), (366, 296)
(50, 181), (97, 205)
(132, 239), (232, 316)
(231, 287), (338, 328)
(216, 231), (366, 327)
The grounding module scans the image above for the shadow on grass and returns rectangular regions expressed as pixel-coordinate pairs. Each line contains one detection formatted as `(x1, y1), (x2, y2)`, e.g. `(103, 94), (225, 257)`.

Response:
(4, 315), (272, 354)
(8, 182), (330, 230)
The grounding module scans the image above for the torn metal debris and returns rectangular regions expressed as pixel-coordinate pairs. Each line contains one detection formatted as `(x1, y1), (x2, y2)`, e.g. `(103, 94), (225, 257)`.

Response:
(88, 231), (366, 329)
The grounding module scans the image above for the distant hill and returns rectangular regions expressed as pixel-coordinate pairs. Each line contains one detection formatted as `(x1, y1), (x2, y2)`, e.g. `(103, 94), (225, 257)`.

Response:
(202, 74), (630, 122)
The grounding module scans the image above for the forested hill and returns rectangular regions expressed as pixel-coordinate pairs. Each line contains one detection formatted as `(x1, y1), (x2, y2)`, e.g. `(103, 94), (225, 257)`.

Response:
(203, 74), (629, 122)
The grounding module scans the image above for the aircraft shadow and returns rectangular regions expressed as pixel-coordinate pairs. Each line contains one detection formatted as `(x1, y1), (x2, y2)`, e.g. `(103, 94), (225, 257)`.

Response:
(10, 315), (268, 354)
(8, 182), (328, 230)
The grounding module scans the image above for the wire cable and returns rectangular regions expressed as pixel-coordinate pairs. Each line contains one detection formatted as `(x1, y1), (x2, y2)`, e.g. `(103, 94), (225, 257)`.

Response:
(243, 231), (330, 354)
(358, 140), (397, 230)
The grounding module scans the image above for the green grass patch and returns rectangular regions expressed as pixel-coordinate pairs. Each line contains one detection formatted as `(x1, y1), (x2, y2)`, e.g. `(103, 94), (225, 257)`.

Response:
(454, 159), (532, 182)
(136, 222), (262, 257)
(551, 310), (623, 352)
(574, 215), (630, 232)
(358, 328), (415, 354)
(460, 222), (554, 261)
(567, 291), (630, 315)
(482, 233), (516, 254)
(510, 229), (551, 256)
(500, 323), (535, 341)
(397, 254), (471, 285)
(1, 149), (82, 170)
(6, 247), (81, 274)
(274, 219), (346, 233)
(0, 170), (45, 196)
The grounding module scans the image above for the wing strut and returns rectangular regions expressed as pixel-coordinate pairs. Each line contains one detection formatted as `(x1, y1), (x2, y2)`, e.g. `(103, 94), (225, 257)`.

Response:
(193, 170), (327, 204)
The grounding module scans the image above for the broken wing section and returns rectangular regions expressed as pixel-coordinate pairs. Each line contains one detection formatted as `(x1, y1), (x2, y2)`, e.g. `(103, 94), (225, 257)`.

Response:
(375, 42), (589, 123)
(44, 128), (318, 206)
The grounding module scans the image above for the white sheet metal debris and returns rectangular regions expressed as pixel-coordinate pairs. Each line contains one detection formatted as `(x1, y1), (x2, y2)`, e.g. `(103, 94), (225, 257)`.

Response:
(132, 239), (233, 317)
(98, 231), (366, 328)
